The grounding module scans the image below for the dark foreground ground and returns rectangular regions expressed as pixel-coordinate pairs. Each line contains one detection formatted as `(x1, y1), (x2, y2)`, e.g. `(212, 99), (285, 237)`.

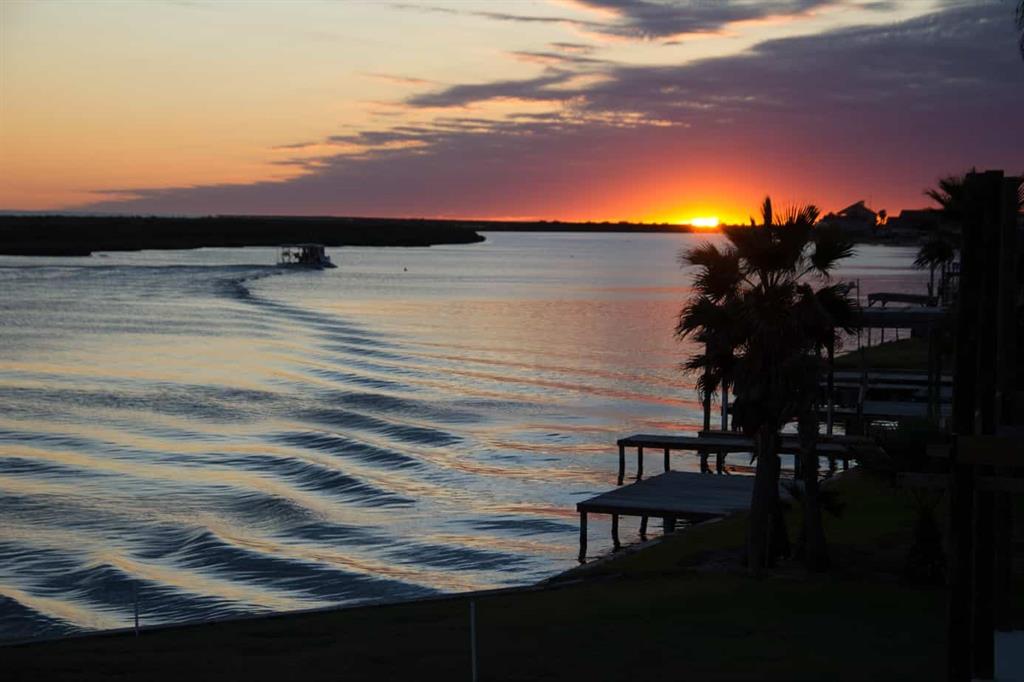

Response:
(5, 471), (949, 680)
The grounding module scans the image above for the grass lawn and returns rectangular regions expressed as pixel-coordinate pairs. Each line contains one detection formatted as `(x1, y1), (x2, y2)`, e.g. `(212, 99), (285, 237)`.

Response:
(833, 337), (953, 372)
(5, 471), (948, 681)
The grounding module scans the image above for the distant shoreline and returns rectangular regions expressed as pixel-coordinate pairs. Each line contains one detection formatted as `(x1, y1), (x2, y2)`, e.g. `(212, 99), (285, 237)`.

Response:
(0, 214), (918, 256)
(0, 215), (486, 256)
(0, 214), (703, 256)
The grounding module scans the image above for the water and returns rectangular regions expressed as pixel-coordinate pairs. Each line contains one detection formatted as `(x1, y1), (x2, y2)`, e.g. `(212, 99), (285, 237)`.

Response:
(0, 232), (925, 640)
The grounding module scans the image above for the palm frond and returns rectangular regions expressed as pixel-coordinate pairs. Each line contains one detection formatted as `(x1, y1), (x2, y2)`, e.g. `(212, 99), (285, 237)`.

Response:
(676, 296), (725, 340)
(774, 220), (813, 274)
(760, 196), (773, 227)
(682, 242), (742, 302)
(814, 283), (859, 336)
(680, 353), (724, 402)
(810, 226), (855, 277)
(925, 175), (967, 221)
(914, 235), (955, 269)
(776, 203), (820, 227)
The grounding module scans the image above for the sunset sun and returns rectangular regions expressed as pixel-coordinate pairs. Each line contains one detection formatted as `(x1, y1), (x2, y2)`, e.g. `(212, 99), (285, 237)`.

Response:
(689, 216), (720, 229)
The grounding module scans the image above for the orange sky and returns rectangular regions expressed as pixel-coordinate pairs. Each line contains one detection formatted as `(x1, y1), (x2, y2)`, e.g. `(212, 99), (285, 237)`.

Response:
(2, 1), (1022, 222)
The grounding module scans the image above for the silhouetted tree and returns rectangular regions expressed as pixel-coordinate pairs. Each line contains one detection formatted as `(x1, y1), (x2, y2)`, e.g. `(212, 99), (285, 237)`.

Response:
(916, 175), (968, 300)
(915, 236), (956, 298)
(677, 197), (856, 572)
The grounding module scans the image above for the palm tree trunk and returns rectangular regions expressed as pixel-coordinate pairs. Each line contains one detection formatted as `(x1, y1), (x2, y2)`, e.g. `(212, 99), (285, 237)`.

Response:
(747, 425), (782, 573)
(798, 412), (829, 571)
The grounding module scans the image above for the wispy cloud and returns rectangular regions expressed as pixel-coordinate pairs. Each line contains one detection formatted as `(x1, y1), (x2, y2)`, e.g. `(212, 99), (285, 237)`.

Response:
(508, 49), (610, 66)
(390, 0), (847, 41)
(566, 0), (842, 38)
(550, 41), (600, 54)
(363, 73), (436, 86)
(404, 72), (576, 109)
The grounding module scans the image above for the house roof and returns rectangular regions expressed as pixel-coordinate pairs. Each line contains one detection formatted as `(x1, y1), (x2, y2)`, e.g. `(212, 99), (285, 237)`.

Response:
(836, 200), (876, 220)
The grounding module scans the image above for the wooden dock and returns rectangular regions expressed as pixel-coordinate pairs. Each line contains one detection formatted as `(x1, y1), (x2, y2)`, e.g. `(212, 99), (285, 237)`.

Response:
(615, 431), (860, 483)
(576, 471), (760, 562)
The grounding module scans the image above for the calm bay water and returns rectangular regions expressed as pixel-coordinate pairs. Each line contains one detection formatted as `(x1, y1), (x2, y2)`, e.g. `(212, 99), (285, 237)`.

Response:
(0, 232), (925, 640)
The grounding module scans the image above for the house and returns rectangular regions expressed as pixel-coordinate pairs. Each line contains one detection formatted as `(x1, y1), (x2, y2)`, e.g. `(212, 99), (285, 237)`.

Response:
(886, 208), (944, 232)
(819, 200), (880, 237)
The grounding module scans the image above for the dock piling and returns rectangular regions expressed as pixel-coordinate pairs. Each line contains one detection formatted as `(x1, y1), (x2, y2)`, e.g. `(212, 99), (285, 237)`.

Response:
(469, 600), (478, 682)
(578, 512), (588, 563)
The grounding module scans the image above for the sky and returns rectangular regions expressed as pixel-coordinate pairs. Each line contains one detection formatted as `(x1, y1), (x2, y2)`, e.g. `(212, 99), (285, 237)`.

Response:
(1, 0), (1022, 224)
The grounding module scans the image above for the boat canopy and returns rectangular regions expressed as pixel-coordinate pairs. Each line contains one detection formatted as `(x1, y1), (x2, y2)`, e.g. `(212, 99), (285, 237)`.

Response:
(278, 244), (335, 268)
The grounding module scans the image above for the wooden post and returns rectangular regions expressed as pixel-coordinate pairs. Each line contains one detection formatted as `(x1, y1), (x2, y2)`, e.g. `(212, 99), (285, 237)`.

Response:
(949, 449), (977, 682)
(699, 447), (710, 474)
(639, 516), (648, 539)
(636, 446), (644, 481)
(947, 171), (988, 682)
(995, 492), (1013, 631)
(578, 512), (588, 563)
(996, 176), (1019, 426)
(970, 172), (1008, 681)
(826, 339), (835, 436)
(663, 516), (676, 534)
(993, 176), (1020, 632)
(721, 382), (729, 430)
(702, 367), (712, 435)
(617, 444), (625, 486)
(469, 601), (478, 682)
(663, 447), (670, 473)
(611, 514), (621, 550)
(927, 324), (940, 423)
(974, 489), (995, 679)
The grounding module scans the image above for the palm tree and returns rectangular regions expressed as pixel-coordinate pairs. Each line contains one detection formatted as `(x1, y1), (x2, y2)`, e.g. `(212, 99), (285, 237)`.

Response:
(788, 279), (857, 569)
(915, 236), (956, 299)
(677, 196), (856, 573)
(917, 174), (968, 300)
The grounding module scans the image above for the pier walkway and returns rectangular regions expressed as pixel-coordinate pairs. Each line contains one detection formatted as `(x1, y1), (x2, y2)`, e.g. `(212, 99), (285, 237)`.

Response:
(615, 431), (865, 483)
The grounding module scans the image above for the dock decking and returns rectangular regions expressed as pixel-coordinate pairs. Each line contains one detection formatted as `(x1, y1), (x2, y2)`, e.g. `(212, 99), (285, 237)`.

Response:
(575, 471), (760, 562)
